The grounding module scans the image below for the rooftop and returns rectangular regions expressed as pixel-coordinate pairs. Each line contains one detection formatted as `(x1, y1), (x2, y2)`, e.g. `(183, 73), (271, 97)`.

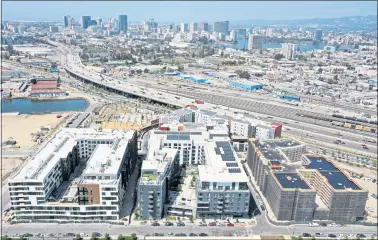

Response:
(10, 128), (135, 182)
(274, 172), (310, 189)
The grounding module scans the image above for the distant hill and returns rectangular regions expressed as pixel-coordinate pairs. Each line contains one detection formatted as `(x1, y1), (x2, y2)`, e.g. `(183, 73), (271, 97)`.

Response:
(231, 15), (377, 30)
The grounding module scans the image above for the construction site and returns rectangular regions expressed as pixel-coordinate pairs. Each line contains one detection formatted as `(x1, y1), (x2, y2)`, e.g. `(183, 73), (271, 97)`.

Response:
(92, 102), (161, 131)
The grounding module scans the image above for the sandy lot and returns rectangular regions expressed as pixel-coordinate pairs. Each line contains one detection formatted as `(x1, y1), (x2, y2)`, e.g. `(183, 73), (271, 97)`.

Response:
(1, 157), (24, 182)
(352, 177), (378, 223)
(1, 113), (70, 150)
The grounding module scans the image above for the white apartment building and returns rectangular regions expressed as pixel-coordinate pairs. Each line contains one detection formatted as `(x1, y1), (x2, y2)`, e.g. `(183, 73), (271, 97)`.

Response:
(282, 43), (297, 60)
(8, 128), (137, 222)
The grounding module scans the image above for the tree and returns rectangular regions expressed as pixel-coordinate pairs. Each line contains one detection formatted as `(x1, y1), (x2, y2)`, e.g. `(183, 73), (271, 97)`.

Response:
(273, 54), (284, 60)
(90, 233), (97, 240)
(131, 233), (137, 240)
(102, 234), (110, 240)
(8, 92), (12, 98)
(74, 234), (82, 240)
(130, 69), (135, 75)
(138, 57), (142, 62)
(143, 68), (149, 73)
(117, 234), (124, 240)
(220, 51), (224, 57)
(136, 69), (143, 74)
(177, 65), (184, 72)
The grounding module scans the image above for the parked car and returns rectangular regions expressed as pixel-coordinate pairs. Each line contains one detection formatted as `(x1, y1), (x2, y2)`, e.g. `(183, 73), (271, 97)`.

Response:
(302, 233), (312, 237)
(151, 222), (160, 226)
(189, 233), (198, 236)
(217, 223), (226, 227)
(319, 223), (327, 227)
(174, 233), (187, 237)
(165, 222), (174, 226)
(208, 222), (217, 226)
(199, 223), (207, 226)
(199, 233), (208, 236)
(92, 232), (102, 237)
(168, 233), (174, 236)
(177, 222), (185, 226)
(66, 233), (75, 237)
(309, 222), (319, 227)
(356, 234), (366, 238)
(315, 233), (327, 238)
(79, 233), (88, 237)
(23, 234), (33, 237)
(226, 223), (234, 227)
(328, 233), (337, 238)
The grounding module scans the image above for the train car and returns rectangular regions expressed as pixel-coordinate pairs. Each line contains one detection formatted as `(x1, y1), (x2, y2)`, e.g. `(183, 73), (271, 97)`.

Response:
(363, 126), (371, 132)
(371, 128), (376, 133)
(356, 125), (363, 130)
(332, 121), (344, 126)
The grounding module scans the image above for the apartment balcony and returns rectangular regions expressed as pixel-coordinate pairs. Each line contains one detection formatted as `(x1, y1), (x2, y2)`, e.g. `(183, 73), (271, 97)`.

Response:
(148, 191), (154, 194)
(148, 200), (154, 204)
(148, 195), (154, 199)
(217, 205), (223, 210)
(148, 209), (153, 213)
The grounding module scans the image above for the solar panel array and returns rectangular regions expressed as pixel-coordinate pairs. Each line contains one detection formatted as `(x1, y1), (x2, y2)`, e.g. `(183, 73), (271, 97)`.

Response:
(166, 135), (190, 140)
(226, 162), (238, 167)
(215, 141), (236, 162)
(154, 131), (202, 135)
(228, 168), (241, 173)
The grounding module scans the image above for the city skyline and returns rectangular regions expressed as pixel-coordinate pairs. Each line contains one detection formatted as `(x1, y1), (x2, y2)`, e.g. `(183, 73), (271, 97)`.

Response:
(3, 1), (377, 22)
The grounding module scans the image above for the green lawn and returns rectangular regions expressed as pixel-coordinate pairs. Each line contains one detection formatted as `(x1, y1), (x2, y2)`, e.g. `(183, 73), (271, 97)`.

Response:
(142, 173), (157, 182)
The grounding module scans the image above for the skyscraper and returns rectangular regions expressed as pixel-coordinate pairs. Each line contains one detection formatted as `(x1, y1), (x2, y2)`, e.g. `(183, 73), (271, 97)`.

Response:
(314, 29), (322, 41)
(118, 15), (128, 32)
(63, 15), (70, 28)
(180, 23), (188, 33)
(237, 29), (247, 40)
(282, 43), (297, 60)
(199, 22), (209, 32)
(248, 34), (264, 50)
(189, 22), (198, 32)
(81, 16), (91, 29)
(266, 28), (274, 37)
(213, 21), (229, 34)
(230, 30), (237, 42)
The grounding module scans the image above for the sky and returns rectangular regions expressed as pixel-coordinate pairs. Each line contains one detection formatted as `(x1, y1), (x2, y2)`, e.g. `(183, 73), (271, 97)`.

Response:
(2, 1), (377, 23)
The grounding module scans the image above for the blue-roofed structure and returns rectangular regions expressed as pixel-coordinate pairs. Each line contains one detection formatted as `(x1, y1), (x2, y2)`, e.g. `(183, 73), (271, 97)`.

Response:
(230, 80), (264, 91)
(274, 172), (310, 189)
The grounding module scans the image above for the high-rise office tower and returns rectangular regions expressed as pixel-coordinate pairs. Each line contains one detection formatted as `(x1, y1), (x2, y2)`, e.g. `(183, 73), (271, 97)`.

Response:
(213, 21), (229, 34)
(189, 22), (198, 32)
(199, 22), (209, 32)
(63, 15), (70, 28)
(118, 15), (128, 32)
(248, 34), (264, 50)
(266, 28), (274, 37)
(180, 23), (188, 32)
(282, 43), (297, 60)
(81, 16), (91, 29)
(314, 29), (322, 41)
(237, 29), (247, 40)
(230, 30), (237, 42)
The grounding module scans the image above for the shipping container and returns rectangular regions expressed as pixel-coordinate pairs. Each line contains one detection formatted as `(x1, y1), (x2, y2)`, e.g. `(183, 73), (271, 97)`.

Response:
(363, 126), (371, 132)
(195, 99), (204, 104)
(356, 125), (363, 130)
(344, 123), (352, 128)
(159, 126), (169, 131)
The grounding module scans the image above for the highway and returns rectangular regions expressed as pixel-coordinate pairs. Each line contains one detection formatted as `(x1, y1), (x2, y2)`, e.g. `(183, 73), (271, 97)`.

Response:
(47, 40), (376, 159)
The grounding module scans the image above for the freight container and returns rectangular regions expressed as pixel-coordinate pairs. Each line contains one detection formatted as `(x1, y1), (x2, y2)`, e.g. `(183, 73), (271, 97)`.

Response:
(356, 125), (363, 130)
(344, 123), (352, 128)
(363, 126), (371, 132)
(159, 126), (169, 131)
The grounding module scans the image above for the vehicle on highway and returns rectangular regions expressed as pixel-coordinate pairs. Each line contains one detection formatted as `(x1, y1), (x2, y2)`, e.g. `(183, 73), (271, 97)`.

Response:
(328, 223), (339, 227)
(168, 233), (174, 236)
(356, 234), (366, 238)
(218, 223), (226, 227)
(347, 234), (356, 238)
(199, 223), (207, 226)
(208, 222), (217, 226)
(226, 223), (234, 227)
(151, 222), (160, 226)
(302, 233), (312, 237)
(55, 233), (64, 238)
(152, 233), (164, 236)
(189, 233), (198, 236)
(92, 232), (102, 237)
(308, 222), (319, 227)
(80, 233), (88, 237)
(66, 233), (75, 237)
(199, 233), (209, 236)
(23, 234), (33, 237)
(319, 223), (327, 227)
(165, 222), (174, 226)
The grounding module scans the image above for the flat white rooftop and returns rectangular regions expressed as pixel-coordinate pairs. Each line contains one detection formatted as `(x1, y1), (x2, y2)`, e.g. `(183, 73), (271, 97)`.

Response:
(11, 128), (135, 182)
(198, 140), (248, 183)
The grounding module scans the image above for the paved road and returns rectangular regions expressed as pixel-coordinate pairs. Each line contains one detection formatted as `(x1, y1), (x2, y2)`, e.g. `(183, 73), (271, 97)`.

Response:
(2, 222), (377, 237)
(1, 150), (32, 157)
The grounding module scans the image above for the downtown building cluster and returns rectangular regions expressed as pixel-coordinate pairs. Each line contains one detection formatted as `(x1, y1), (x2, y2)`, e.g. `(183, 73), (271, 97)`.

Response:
(8, 128), (138, 222)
